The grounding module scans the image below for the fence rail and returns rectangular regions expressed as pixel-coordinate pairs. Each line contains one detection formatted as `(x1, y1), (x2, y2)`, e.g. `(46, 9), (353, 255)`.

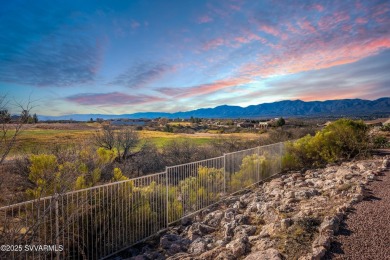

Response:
(0, 142), (285, 259)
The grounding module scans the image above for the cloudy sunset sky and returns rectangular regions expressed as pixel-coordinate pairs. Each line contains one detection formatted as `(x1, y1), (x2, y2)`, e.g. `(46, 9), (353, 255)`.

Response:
(0, 0), (389, 116)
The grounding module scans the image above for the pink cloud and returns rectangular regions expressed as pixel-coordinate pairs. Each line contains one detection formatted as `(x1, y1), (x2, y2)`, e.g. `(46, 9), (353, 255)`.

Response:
(202, 38), (225, 50)
(240, 36), (390, 78)
(312, 4), (324, 12)
(159, 78), (251, 98)
(197, 15), (213, 24)
(285, 23), (300, 34)
(297, 20), (317, 34)
(66, 92), (165, 106)
(260, 25), (288, 40)
(318, 12), (350, 31)
(234, 31), (267, 44)
(355, 17), (368, 24)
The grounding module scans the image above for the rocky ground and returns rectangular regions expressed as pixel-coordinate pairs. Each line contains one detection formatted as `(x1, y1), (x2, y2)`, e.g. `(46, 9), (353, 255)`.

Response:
(113, 156), (389, 260)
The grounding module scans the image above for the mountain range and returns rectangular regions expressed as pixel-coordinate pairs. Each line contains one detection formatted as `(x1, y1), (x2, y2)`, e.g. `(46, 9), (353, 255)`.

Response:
(39, 97), (390, 121)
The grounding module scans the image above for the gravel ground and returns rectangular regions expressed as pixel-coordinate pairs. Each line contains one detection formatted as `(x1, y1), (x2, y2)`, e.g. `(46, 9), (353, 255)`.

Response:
(325, 169), (390, 260)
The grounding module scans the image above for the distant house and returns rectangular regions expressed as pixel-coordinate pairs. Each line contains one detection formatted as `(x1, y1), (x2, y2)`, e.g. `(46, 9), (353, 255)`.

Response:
(258, 122), (268, 129)
(237, 122), (255, 128)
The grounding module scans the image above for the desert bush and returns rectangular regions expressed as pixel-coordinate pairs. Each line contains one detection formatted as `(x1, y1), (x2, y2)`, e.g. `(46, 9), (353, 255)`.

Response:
(283, 119), (370, 169)
(26, 154), (61, 198)
(373, 135), (388, 148)
(380, 123), (390, 131)
(230, 154), (269, 192)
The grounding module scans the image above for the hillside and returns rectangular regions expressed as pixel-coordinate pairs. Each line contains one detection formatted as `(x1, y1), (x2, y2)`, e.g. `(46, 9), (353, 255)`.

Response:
(39, 97), (390, 121)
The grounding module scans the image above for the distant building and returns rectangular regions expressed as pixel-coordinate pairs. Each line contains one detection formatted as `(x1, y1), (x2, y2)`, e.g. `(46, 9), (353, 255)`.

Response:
(237, 122), (255, 128)
(258, 122), (268, 129)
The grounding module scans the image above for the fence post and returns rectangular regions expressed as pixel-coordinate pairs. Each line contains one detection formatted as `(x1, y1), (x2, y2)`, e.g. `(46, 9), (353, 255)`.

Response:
(223, 154), (226, 195)
(279, 142), (283, 173)
(257, 146), (261, 182)
(165, 167), (169, 228)
(54, 193), (60, 260)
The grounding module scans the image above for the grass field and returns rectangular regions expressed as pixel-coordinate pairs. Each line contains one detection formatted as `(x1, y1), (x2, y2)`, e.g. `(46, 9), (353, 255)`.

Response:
(8, 123), (260, 155)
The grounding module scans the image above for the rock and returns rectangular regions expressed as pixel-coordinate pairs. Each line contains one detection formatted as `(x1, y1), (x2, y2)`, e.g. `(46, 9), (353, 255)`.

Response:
(225, 209), (235, 221)
(181, 217), (192, 226)
(234, 225), (257, 237)
(311, 246), (327, 260)
(168, 243), (182, 254)
(226, 237), (248, 258)
(188, 238), (207, 254)
(160, 234), (190, 253)
(281, 218), (293, 230)
(312, 234), (331, 249)
(233, 201), (244, 209)
(216, 250), (236, 260)
(253, 238), (277, 251)
(285, 191), (295, 199)
(244, 248), (282, 260)
(367, 173), (376, 181)
(188, 223), (216, 240)
(199, 247), (228, 259)
(295, 189), (320, 200)
(223, 222), (235, 239)
(259, 223), (278, 238)
(203, 210), (224, 227)
(235, 214), (250, 225)
(248, 235), (260, 242)
(320, 216), (340, 234)
(160, 234), (181, 249)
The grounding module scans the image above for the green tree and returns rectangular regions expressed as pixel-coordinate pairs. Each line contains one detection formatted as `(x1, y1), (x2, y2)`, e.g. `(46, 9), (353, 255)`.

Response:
(32, 113), (38, 123)
(276, 117), (285, 127)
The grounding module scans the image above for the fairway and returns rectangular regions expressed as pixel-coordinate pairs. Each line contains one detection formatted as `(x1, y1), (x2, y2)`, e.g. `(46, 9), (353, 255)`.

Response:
(9, 124), (260, 154)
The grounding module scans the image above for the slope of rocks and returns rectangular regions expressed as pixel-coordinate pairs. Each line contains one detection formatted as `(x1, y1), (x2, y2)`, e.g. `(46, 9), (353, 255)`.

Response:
(115, 157), (389, 260)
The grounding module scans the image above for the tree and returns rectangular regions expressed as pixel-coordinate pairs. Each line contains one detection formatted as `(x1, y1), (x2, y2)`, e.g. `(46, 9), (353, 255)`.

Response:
(276, 117), (285, 127)
(115, 128), (139, 160)
(32, 113), (38, 124)
(93, 125), (116, 150)
(93, 125), (139, 162)
(0, 95), (33, 165)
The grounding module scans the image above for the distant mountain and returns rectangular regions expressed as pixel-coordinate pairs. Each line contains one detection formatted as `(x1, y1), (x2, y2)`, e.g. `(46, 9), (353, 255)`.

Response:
(38, 97), (390, 121)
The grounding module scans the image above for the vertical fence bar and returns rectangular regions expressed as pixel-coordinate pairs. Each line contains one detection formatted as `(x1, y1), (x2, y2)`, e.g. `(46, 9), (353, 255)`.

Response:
(55, 194), (60, 260)
(165, 168), (169, 228)
(223, 153), (226, 195)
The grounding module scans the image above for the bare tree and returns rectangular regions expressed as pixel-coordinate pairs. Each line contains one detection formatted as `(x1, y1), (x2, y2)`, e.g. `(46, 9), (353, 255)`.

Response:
(0, 95), (33, 165)
(94, 125), (139, 161)
(93, 125), (116, 150)
(115, 128), (139, 160)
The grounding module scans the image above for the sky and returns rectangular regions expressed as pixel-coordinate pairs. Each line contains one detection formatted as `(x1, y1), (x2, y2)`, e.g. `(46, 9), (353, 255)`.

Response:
(0, 0), (389, 116)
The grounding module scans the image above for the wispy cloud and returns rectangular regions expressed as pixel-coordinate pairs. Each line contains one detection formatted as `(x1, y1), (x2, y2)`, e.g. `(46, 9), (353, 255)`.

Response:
(111, 63), (174, 88)
(197, 15), (213, 24)
(66, 92), (165, 106)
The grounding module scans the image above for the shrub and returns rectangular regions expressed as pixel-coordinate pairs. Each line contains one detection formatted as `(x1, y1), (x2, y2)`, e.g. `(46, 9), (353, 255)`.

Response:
(283, 119), (370, 169)
(26, 154), (60, 198)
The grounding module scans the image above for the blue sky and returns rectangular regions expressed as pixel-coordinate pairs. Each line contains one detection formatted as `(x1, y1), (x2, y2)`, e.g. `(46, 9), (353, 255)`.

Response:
(0, 0), (389, 116)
